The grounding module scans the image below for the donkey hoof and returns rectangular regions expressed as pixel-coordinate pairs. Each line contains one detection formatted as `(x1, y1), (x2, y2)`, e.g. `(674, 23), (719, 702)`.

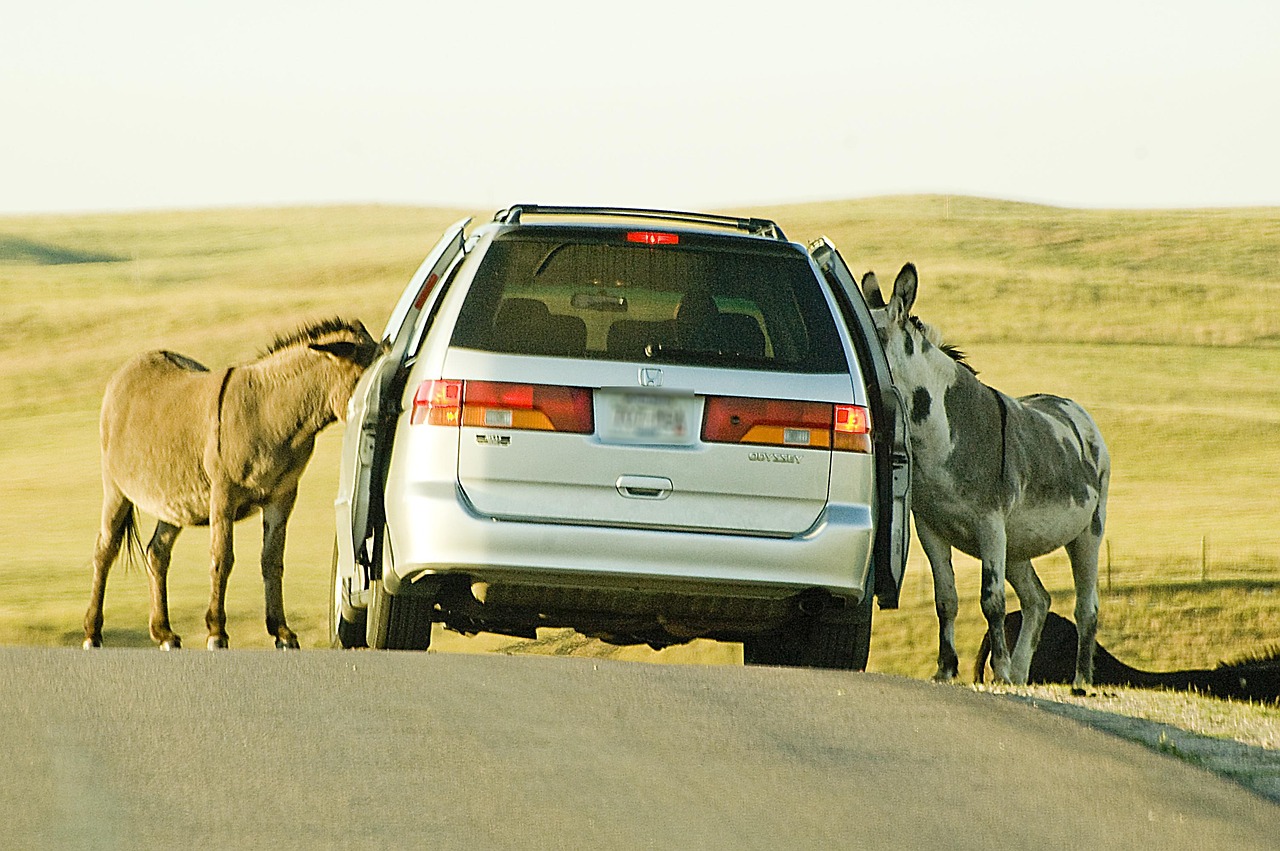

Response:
(160, 637), (182, 651)
(83, 638), (101, 650)
(275, 637), (301, 650)
(206, 636), (229, 650)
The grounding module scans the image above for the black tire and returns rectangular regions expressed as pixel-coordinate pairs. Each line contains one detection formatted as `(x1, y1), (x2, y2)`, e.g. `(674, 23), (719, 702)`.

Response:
(364, 527), (432, 651)
(330, 538), (367, 649)
(366, 579), (433, 651)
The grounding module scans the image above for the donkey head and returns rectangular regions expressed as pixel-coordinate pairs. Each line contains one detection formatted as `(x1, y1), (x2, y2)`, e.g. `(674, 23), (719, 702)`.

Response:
(861, 263), (919, 354)
(862, 263), (971, 377)
(301, 319), (380, 422)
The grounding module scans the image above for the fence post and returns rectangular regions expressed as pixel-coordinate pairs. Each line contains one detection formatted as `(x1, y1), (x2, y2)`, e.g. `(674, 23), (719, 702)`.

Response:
(1201, 534), (1209, 582)
(1105, 539), (1112, 592)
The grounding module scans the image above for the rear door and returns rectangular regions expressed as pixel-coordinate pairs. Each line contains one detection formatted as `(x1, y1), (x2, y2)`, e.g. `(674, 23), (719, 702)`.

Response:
(336, 218), (469, 580)
(810, 238), (912, 607)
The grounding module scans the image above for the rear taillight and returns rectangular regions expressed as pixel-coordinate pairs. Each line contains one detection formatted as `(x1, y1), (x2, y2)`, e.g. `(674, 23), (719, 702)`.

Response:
(411, 379), (462, 426)
(702, 397), (871, 453)
(412, 380), (593, 434)
(833, 403), (873, 453)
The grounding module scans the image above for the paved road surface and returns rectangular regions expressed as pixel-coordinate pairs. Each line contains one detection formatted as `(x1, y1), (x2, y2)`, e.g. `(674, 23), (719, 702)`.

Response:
(3, 647), (1275, 849)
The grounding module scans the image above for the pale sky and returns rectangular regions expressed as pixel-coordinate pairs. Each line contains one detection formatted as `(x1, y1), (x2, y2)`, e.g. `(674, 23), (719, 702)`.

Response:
(2, 0), (1277, 215)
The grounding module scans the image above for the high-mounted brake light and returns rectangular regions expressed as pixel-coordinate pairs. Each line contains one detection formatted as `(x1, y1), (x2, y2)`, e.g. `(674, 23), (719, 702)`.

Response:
(702, 397), (871, 453)
(626, 231), (679, 246)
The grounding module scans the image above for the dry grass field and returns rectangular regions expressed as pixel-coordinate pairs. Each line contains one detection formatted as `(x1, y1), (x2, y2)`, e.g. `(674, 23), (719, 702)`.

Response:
(2, 197), (1277, 686)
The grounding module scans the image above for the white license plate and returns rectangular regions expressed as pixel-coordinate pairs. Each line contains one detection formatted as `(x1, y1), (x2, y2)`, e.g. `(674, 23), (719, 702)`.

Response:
(597, 393), (697, 445)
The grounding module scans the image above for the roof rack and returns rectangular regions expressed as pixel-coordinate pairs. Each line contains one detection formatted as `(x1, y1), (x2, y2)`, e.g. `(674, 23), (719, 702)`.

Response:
(494, 204), (787, 241)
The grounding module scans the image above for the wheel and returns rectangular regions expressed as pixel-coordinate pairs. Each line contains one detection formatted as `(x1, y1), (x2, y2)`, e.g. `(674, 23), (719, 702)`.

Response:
(366, 579), (433, 650)
(330, 538), (367, 649)
(743, 592), (873, 671)
(364, 528), (433, 651)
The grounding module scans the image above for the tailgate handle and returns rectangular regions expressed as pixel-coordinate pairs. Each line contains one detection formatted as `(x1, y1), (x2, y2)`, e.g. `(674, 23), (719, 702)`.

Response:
(616, 475), (673, 500)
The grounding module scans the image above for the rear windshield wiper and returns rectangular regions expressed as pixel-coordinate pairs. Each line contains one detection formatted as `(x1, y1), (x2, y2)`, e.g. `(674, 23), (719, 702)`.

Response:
(644, 344), (771, 368)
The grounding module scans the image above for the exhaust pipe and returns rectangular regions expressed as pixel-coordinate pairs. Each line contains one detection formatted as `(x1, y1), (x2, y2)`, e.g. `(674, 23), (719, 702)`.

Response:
(796, 589), (831, 616)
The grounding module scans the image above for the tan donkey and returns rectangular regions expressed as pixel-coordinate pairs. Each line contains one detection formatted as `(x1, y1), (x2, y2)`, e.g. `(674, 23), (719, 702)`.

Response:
(83, 318), (379, 650)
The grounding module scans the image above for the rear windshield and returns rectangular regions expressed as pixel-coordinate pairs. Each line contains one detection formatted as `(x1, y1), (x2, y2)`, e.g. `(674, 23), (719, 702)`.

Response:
(450, 228), (848, 373)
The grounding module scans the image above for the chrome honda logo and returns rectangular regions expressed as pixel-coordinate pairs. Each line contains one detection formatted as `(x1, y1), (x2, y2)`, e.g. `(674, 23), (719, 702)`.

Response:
(639, 367), (663, 387)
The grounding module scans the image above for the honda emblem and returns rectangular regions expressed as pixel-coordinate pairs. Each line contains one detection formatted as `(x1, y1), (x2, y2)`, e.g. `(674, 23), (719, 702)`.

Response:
(639, 368), (663, 387)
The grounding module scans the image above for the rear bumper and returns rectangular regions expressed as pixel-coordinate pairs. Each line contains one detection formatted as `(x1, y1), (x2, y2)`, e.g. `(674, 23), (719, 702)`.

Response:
(382, 480), (874, 604)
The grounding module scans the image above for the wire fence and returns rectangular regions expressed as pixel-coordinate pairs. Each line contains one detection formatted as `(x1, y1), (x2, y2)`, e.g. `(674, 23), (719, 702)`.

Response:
(899, 535), (1280, 606)
(1099, 536), (1280, 591)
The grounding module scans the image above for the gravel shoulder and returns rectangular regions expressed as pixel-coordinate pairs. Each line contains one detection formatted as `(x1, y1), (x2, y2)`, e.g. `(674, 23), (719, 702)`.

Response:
(979, 684), (1280, 803)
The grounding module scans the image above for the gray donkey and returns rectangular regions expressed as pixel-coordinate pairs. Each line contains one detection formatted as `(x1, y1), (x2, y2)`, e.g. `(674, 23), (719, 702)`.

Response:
(83, 318), (378, 650)
(864, 265), (1110, 693)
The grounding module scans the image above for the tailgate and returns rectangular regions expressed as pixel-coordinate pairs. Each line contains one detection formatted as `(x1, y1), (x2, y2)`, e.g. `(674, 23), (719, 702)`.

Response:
(451, 368), (852, 537)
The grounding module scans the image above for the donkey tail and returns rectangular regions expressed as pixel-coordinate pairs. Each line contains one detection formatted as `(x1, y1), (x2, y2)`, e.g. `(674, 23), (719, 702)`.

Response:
(973, 631), (993, 683)
(120, 505), (145, 572)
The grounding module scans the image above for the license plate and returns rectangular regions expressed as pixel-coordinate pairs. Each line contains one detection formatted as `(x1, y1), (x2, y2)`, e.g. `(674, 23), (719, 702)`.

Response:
(597, 392), (696, 445)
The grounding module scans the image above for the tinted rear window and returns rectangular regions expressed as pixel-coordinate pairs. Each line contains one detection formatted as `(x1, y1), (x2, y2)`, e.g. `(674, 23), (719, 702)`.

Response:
(450, 229), (848, 373)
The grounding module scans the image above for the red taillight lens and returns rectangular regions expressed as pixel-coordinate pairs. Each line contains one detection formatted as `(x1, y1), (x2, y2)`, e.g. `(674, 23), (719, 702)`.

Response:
(412, 272), (440, 310)
(833, 404), (872, 453)
(702, 397), (871, 453)
(463, 381), (594, 434)
(411, 379), (462, 426)
(412, 380), (593, 433)
(626, 230), (679, 246)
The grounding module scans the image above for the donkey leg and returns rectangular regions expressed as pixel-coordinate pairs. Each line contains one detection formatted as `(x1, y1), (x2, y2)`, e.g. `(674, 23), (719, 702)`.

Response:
(144, 521), (183, 649)
(261, 490), (300, 650)
(976, 520), (1012, 683)
(1064, 532), (1102, 695)
(916, 520), (960, 681)
(1005, 559), (1050, 685)
(83, 484), (133, 648)
(205, 486), (236, 650)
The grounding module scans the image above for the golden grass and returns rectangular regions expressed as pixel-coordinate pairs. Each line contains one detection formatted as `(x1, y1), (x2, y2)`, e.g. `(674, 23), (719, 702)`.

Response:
(1, 198), (1276, 677)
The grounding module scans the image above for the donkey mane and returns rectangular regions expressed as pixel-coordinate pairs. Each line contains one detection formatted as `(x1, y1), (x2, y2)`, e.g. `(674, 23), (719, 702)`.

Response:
(1220, 645), (1280, 669)
(909, 315), (977, 375)
(260, 317), (367, 358)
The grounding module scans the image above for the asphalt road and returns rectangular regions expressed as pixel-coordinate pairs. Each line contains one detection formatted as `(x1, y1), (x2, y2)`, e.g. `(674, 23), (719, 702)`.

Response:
(3, 647), (1276, 850)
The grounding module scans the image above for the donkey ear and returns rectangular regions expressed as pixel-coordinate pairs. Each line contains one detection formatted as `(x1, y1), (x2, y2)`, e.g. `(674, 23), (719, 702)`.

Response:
(889, 263), (918, 318)
(861, 272), (886, 309)
(310, 340), (361, 361)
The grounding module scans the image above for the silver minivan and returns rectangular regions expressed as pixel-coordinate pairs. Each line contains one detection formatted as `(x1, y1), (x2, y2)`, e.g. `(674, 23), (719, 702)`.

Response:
(332, 206), (910, 669)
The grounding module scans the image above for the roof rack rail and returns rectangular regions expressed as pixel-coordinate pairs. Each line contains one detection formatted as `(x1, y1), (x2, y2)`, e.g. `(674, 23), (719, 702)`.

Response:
(494, 204), (787, 241)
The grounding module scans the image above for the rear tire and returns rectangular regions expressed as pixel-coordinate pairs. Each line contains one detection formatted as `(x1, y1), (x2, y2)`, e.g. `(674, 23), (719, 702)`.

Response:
(366, 579), (433, 651)
(365, 527), (433, 651)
